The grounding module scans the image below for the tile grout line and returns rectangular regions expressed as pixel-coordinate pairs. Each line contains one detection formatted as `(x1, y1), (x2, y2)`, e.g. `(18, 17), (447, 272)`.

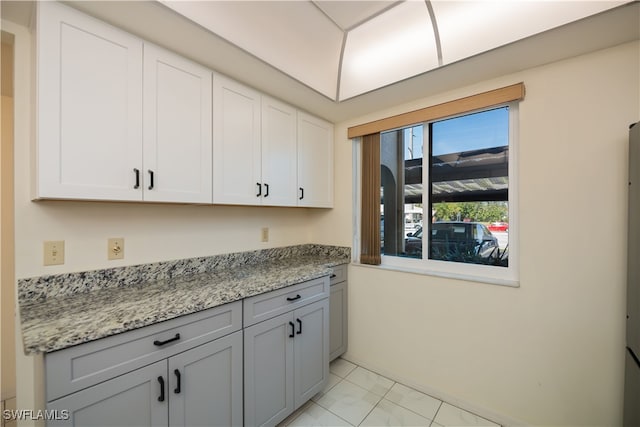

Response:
(429, 401), (444, 427)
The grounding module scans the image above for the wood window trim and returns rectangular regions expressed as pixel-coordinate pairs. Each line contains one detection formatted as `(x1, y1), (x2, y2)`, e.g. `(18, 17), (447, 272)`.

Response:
(348, 82), (524, 139)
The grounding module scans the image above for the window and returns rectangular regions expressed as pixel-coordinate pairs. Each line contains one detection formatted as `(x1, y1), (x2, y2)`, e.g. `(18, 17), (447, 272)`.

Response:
(381, 106), (510, 264)
(353, 84), (523, 285)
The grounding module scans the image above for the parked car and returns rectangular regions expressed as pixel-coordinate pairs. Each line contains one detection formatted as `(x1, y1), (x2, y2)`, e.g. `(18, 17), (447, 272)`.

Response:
(488, 221), (509, 232)
(405, 222), (500, 260)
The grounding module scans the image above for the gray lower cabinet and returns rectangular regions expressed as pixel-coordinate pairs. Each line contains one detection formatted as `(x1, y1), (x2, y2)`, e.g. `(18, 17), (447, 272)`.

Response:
(169, 331), (243, 427)
(329, 264), (348, 361)
(244, 298), (329, 427)
(45, 301), (243, 427)
(48, 331), (243, 427)
(47, 360), (167, 427)
(47, 331), (242, 427)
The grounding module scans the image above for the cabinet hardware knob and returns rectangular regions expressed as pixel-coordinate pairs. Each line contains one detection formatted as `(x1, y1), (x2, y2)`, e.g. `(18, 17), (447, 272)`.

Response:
(286, 294), (301, 302)
(148, 170), (155, 190)
(133, 168), (140, 189)
(153, 333), (180, 346)
(330, 274), (337, 279)
(174, 369), (181, 394)
(299, 187), (304, 200)
(264, 183), (269, 197)
(296, 318), (302, 335)
(289, 321), (295, 338)
(256, 182), (262, 197)
(157, 376), (165, 402)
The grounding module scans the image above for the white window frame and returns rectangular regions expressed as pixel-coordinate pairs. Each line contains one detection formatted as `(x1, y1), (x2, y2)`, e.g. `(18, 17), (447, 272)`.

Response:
(354, 103), (519, 287)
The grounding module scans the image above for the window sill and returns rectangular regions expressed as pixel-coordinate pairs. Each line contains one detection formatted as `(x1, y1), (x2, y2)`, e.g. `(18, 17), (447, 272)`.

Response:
(351, 261), (520, 288)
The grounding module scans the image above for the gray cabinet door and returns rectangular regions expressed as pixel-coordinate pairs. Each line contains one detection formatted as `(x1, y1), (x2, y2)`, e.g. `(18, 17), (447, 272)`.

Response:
(293, 299), (329, 408)
(168, 331), (243, 427)
(47, 361), (167, 427)
(329, 281), (348, 361)
(244, 312), (294, 427)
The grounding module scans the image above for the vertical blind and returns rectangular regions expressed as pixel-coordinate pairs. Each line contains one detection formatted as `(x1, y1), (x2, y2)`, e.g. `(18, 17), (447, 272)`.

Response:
(354, 83), (525, 265)
(360, 133), (381, 265)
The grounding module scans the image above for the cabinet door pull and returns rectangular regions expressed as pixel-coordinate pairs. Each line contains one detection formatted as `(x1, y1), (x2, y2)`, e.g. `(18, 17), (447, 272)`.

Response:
(289, 321), (295, 338)
(148, 170), (155, 190)
(157, 376), (165, 402)
(153, 333), (180, 346)
(264, 183), (269, 197)
(256, 182), (262, 197)
(133, 168), (140, 189)
(174, 369), (181, 394)
(299, 187), (304, 200)
(296, 318), (302, 335)
(286, 294), (301, 302)
(330, 274), (337, 279)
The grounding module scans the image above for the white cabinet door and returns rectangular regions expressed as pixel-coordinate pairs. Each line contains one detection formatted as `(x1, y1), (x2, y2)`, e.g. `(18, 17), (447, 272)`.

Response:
(143, 43), (212, 203)
(261, 96), (297, 207)
(213, 75), (261, 205)
(297, 112), (333, 208)
(47, 361), (167, 427)
(36, 1), (143, 201)
(293, 299), (329, 407)
(169, 331), (243, 427)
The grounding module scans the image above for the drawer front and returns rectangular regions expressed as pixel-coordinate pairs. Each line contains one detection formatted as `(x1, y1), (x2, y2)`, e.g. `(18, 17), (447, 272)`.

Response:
(243, 276), (329, 326)
(330, 264), (347, 285)
(46, 300), (242, 401)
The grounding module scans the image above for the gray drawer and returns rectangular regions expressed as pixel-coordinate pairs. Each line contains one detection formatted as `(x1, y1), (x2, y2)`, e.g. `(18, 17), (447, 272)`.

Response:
(46, 300), (242, 401)
(243, 276), (329, 326)
(330, 264), (348, 285)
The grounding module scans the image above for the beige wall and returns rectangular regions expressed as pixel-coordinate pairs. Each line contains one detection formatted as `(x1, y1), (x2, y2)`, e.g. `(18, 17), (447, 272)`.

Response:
(312, 41), (640, 425)
(1, 34), (16, 401)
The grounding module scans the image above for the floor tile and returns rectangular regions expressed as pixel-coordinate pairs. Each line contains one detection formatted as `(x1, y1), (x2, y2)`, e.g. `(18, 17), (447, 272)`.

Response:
(315, 380), (382, 426)
(345, 367), (394, 397)
(385, 383), (442, 421)
(278, 400), (314, 427)
(330, 358), (357, 378)
(433, 403), (499, 427)
(312, 373), (342, 403)
(286, 402), (353, 427)
(360, 399), (431, 427)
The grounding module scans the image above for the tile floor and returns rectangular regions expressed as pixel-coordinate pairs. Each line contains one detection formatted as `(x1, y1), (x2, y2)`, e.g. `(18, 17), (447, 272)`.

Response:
(279, 358), (500, 427)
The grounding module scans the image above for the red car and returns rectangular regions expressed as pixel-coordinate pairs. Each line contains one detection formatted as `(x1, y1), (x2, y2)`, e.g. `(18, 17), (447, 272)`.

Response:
(488, 222), (509, 232)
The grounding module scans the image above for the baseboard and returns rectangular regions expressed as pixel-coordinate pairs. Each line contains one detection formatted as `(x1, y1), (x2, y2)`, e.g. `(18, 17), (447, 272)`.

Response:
(340, 354), (529, 427)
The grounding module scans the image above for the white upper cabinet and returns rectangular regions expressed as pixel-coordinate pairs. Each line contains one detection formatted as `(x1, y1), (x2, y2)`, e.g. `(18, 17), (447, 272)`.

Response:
(36, 1), (333, 208)
(261, 97), (298, 207)
(297, 113), (334, 208)
(143, 44), (212, 203)
(36, 1), (143, 201)
(213, 75), (262, 205)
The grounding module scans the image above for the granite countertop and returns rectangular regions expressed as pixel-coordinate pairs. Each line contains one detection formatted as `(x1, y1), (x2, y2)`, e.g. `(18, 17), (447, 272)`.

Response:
(18, 245), (349, 355)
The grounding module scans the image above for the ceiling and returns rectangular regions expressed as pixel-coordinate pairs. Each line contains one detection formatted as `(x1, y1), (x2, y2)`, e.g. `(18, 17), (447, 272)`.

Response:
(161, 0), (633, 101)
(1, 1), (639, 122)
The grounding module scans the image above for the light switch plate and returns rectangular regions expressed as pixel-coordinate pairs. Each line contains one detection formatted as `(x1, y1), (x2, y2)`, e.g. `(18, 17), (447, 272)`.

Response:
(261, 227), (269, 242)
(44, 240), (64, 266)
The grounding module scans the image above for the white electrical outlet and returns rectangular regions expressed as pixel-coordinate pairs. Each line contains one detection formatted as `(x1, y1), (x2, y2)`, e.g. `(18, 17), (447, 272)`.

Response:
(108, 238), (125, 260)
(261, 227), (269, 242)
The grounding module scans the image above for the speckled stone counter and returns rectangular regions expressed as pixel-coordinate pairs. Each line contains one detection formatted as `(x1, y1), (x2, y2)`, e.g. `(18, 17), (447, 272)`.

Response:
(18, 244), (350, 355)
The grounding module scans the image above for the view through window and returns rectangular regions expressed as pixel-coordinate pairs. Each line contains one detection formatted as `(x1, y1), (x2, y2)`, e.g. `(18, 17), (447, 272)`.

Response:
(380, 106), (509, 267)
